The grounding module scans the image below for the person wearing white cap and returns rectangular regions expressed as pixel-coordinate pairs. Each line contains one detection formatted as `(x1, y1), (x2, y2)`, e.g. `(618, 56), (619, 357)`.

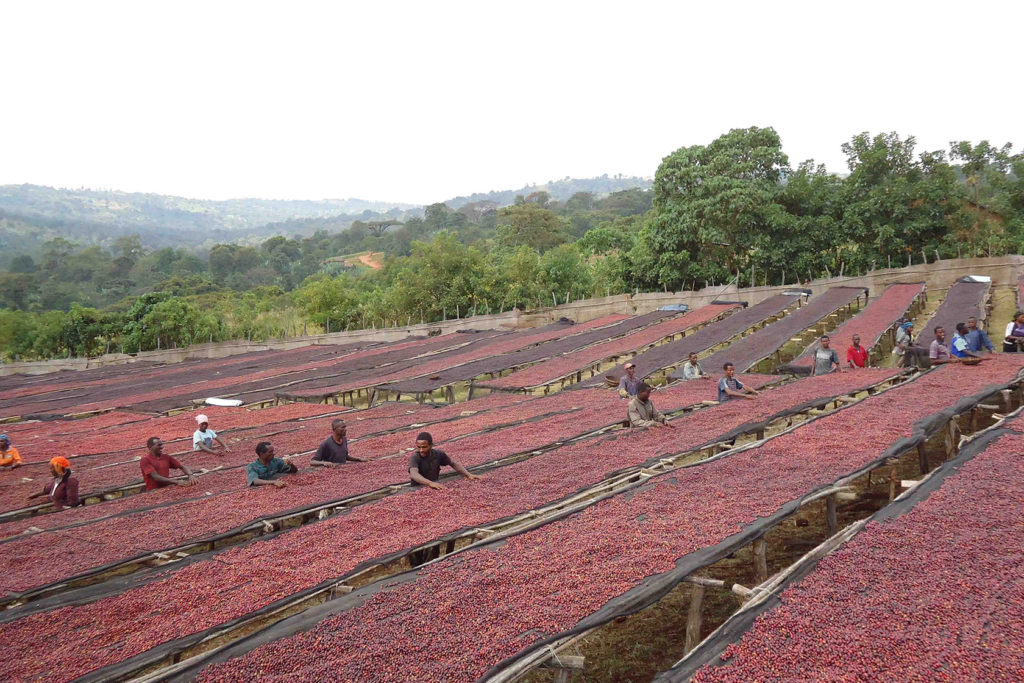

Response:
(617, 362), (643, 398)
(193, 414), (230, 455)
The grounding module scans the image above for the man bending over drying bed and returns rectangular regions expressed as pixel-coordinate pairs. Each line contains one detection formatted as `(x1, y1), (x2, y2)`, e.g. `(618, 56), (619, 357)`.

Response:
(141, 437), (198, 490)
(408, 431), (481, 490)
(311, 419), (366, 468)
(247, 442), (298, 488)
(628, 383), (674, 428)
(718, 362), (759, 401)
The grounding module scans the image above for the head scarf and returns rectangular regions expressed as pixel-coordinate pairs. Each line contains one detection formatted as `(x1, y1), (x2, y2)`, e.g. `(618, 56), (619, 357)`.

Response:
(900, 321), (914, 332)
(195, 414), (209, 425)
(50, 456), (71, 476)
(0, 433), (8, 443)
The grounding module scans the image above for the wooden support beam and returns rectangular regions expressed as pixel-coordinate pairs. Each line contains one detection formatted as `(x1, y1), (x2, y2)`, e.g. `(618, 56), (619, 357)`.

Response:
(917, 444), (929, 474)
(826, 494), (838, 535)
(888, 463), (899, 501)
(752, 537), (768, 583)
(684, 584), (707, 654)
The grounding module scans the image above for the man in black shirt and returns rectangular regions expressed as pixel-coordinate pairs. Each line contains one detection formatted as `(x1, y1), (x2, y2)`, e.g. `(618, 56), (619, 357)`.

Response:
(311, 419), (366, 468)
(408, 431), (481, 489)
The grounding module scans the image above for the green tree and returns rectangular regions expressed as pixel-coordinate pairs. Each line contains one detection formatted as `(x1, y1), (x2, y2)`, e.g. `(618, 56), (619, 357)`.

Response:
(637, 126), (789, 289)
(495, 204), (568, 251)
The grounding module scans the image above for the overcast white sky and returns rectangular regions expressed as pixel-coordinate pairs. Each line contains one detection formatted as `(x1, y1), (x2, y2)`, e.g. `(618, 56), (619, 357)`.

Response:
(1, 1), (1020, 205)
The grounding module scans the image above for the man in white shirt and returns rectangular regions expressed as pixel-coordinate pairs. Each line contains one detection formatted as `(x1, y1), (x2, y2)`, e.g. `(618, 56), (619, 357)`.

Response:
(680, 352), (709, 380)
(193, 414), (230, 455)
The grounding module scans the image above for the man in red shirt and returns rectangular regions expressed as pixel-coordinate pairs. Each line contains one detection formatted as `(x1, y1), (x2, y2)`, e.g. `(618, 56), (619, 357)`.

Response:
(846, 334), (869, 368)
(140, 437), (197, 490)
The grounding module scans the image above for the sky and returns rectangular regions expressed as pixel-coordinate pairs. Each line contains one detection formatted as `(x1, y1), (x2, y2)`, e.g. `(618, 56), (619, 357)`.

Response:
(1, 0), (1021, 206)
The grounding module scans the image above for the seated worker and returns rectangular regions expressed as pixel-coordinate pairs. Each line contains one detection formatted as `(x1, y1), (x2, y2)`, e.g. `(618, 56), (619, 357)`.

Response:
(628, 382), (674, 428)
(812, 335), (842, 375)
(928, 327), (959, 365)
(140, 437), (198, 490)
(617, 362), (643, 398)
(950, 323), (970, 359)
(193, 414), (230, 455)
(247, 442), (298, 488)
(964, 317), (995, 354)
(1004, 312), (1024, 352)
(680, 352), (709, 380)
(28, 456), (81, 511)
(847, 334), (869, 369)
(894, 320), (914, 352)
(718, 362), (759, 401)
(311, 419), (366, 468)
(408, 431), (481, 490)
(0, 434), (22, 469)
(951, 323), (989, 361)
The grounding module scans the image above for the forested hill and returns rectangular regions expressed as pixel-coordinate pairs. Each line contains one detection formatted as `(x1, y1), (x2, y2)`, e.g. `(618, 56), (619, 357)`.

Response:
(0, 184), (415, 234)
(443, 175), (651, 209)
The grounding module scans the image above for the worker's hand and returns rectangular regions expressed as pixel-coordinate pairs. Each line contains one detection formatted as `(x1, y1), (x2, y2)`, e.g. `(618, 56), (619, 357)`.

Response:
(273, 480), (286, 489)
(745, 394), (756, 400)
(223, 447), (231, 453)
(428, 481), (444, 490)
(467, 473), (482, 481)
(176, 479), (191, 487)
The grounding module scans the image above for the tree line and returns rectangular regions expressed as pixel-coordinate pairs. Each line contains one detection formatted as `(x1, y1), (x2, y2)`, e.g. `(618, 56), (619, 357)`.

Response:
(1, 128), (1021, 361)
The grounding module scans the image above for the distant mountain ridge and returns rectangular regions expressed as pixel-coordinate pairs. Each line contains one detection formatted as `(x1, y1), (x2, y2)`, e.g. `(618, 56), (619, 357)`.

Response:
(442, 175), (652, 209)
(0, 175), (653, 257)
(0, 184), (415, 233)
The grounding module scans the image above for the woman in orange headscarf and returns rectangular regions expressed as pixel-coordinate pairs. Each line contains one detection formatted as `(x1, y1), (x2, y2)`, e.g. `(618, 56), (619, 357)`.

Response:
(28, 457), (81, 511)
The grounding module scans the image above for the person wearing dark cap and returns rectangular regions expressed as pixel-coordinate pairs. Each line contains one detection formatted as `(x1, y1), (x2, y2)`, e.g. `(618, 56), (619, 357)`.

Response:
(408, 432), (481, 490)
(28, 456), (81, 510)
(617, 362), (642, 398)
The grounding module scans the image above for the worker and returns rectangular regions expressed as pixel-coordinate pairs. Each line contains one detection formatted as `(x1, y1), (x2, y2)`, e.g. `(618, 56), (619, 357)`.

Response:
(928, 327), (959, 365)
(680, 352), (709, 380)
(140, 437), (198, 490)
(408, 431), (481, 490)
(628, 383), (674, 428)
(894, 320), (914, 352)
(812, 335), (842, 375)
(617, 362), (643, 398)
(193, 414), (230, 455)
(311, 419), (366, 467)
(846, 334), (869, 368)
(247, 442), (298, 488)
(950, 323), (971, 359)
(718, 362), (759, 401)
(0, 434), (22, 469)
(1004, 311), (1024, 352)
(964, 317), (995, 354)
(27, 456), (81, 510)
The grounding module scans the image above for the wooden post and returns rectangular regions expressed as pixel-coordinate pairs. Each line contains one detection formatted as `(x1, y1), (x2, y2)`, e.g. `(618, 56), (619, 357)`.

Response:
(1001, 389), (1013, 413)
(888, 462), (899, 501)
(753, 538), (768, 583)
(826, 494), (838, 535)
(918, 444), (929, 474)
(684, 584), (707, 654)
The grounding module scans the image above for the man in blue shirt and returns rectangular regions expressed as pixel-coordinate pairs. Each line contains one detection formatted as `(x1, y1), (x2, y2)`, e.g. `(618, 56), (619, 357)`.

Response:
(717, 362), (759, 402)
(964, 317), (995, 353)
(617, 363), (643, 398)
(247, 442), (297, 488)
(950, 323), (971, 359)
